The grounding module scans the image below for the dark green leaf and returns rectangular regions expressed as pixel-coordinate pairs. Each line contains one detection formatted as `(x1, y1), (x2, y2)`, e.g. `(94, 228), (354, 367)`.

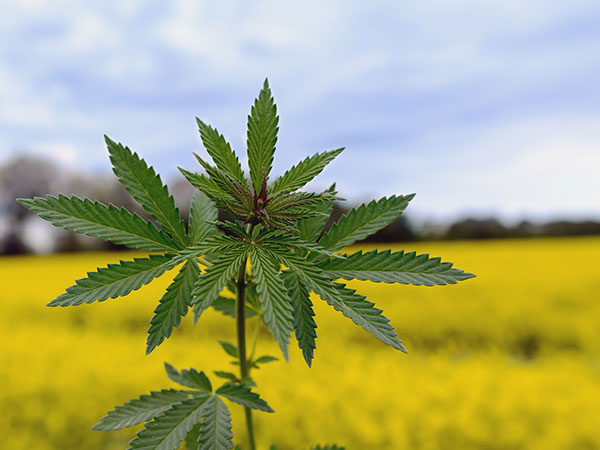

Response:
(215, 383), (274, 412)
(253, 355), (278, 365)
(197, 395), (233, 450)
(247, 78), (278, 192)
(189, 190), (218, 245)
(297, 184), (337, 243)
(211, 296), (257, 319)
(321, 249), (476, 286)
(17, 195), (178, 252)
(146, 260), (201, 354)
(213, 371), (238, 382)
(105, 136), (187, 247)
(48, 254), (178, 307)
(319, 195), (414, 251)
(185, 423), (201, 450)
(92, 389), (190, 431)
(217, 341), (238, 358)
(164, 363), (212, 392)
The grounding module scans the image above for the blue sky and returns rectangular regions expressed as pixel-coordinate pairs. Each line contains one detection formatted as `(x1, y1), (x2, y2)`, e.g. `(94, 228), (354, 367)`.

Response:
(1, 0), (599, 222)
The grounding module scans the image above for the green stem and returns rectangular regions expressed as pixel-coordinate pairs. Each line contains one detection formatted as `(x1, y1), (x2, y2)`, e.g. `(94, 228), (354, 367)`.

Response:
(236, 254), (256, 450)
(248, 316), (262, 363)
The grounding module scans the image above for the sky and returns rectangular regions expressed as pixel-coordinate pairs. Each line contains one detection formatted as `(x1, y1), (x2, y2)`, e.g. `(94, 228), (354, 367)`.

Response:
(1, 0), (599, 222)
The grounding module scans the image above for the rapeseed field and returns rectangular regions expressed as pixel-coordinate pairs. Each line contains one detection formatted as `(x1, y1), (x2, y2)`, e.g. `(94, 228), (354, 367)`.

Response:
(1, 237), (599, 449)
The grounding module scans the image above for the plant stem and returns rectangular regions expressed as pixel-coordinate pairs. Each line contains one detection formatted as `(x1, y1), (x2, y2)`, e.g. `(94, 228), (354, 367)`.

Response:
(236, 254), (256, 450)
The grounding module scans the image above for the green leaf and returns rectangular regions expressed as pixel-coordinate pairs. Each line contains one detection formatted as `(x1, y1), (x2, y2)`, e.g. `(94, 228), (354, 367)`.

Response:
(297, 184), (337, 243)
(105, 136), (187, 247)
(247, 78), (278, 192)
(189, 190), (218, 245)
(280, 271), (317, 367)
(318, 195), (414, 251)
(197, 395), (234, 450)
(48, 254), (177, 307)
(164, 363), (212, 392)
(253, 355), (278, 365)
(129, 394), (210, 450)
(211, 296), (257, 319)
(92, 389), (190, 431)
(196, 119), (247, 187)
(185, 423), (201, 450)
(270, 148), (344, 196)
(321, 249), (476, 286)
(192, 248), (250, 322)
(250, 247), (294, 360)
(17, 195), (178, 252)
(328, 282), (407, 352)
(217, 341), (238, 358)
(146, 260), (201, 354)
(213, 371), (238, 382)
(215, 383), (274, 412)
(179, 169), (240, 213)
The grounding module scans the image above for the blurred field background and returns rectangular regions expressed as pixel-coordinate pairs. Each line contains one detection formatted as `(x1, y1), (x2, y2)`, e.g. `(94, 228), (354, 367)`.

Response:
(2, 237), (599, 450)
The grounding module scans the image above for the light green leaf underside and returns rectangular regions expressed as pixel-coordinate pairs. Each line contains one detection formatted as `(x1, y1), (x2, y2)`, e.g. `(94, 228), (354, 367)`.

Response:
(318, 195), (414, 251)
(164, 363), (212, 392)
(106, 136), (187, 248)
(146, 260), (201, 354)
(92, 389), (190, 431)
(197, 395), (234, 450)
(215, 383), (274, 412)
(247, 79), (278, 191)
(321, 249), (476, 286)
(192, 249), (250, 322)
(17, 195), (178, 252)
(250, 248), (293, 361)
(270, 148), (343, 196)
(189, 190), (218, 246)
(280, 271), (317, 367)
(196, 119), (247, 187)
(129, 394), (210, 450)
(49, 254), (177, 307)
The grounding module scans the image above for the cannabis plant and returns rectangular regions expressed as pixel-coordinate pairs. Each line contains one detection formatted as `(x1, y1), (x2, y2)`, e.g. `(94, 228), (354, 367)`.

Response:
(18, 80), (474, 450)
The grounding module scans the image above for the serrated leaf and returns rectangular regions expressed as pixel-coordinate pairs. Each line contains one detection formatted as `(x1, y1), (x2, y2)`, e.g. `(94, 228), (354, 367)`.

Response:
(179, 169), (240, 213)
(185, 423), (202, 450)
(146, 260), (200, 354)
(129, 394), (210, 450)
(329, 282), (406, 352)
(197, 395), (234, 450)
(247, 78), (278, 192)
(17, 195), (178, 252)
(280, 271), (317, 367)
(297, 184), (337, 243)
(189, 190), (218, 245)
(250, 247), (294, 361)
(217, 341), (238, 358)
(270, 148), (343, 196)
(319, 195), (414, 251)
(215, 383), (274, 412)
(164, 363), (212, 392)
(213, 371), (238, 382)
(92, 389), (191, 431)
(196, 119), (247, 187)
(192, 248), (250, 322)
(49, 254), (177, 307)
(106, 136), (187, 247)
(321, 249), (476, 286)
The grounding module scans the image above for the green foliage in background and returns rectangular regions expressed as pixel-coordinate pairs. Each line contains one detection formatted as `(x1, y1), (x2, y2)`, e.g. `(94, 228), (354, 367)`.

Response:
(18, 79), (474, 449)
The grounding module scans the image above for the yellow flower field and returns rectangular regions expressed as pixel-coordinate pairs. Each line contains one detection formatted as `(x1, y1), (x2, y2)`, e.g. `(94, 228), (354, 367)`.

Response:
(1, 237), (600, 449)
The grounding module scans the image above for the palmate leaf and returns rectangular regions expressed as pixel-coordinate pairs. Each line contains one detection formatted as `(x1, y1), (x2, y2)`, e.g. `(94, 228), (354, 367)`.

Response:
(146, 260), (201, 355)
(247, 78), (278, 192)
(49, 254), (178, 307)
(189, 190), (218, 245)
(192, 248), (250, 322)
(215, 383), (274, 412)
(270, 148), (344, 196)
(197, 395), (234, 450)
(179, 169), (242, 213)
(250, 247), (294, 360)
(92, 389), (190, 431)
(129, 394), (210, 450)
(17, 195), (178, 252)
(263, 245), (405, 352)
(280, 271), (317, 367)
(196, 119), (248, 187)
(164, 363), (212, 392)
(297, 184), (337, 243)
(105, 136), (187, 247)
(321, 249), (476, 286)
(318, 195), (414, 251)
